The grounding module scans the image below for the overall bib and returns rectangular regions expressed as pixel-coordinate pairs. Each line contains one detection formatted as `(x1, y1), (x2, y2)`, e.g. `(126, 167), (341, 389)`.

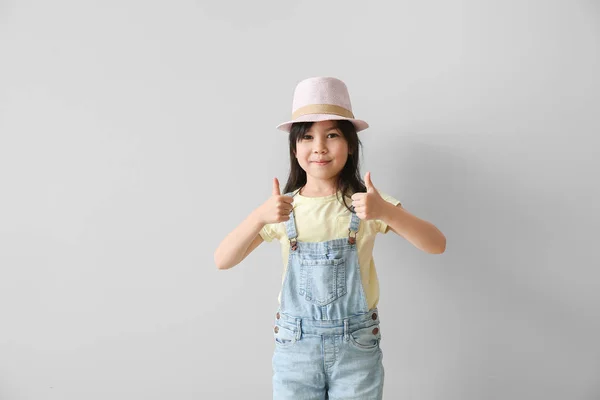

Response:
(272, 193), (384, 400)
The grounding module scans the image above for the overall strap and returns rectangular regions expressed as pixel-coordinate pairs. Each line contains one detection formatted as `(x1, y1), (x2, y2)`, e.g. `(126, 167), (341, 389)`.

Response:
(283, 191), (299, 250)
(348, 208), (361, 244)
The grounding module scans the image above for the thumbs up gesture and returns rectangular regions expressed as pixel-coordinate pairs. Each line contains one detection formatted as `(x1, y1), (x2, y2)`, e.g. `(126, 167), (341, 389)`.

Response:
(257, 178), (295, 224)
(351, 172), (386, 220)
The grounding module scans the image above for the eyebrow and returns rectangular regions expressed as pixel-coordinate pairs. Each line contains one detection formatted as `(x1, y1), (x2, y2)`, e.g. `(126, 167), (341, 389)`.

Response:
(307, 126), (339, 134)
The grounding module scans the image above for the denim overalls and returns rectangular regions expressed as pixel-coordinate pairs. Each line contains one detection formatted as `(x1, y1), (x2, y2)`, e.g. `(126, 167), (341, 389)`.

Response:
(272, 192), (384, 400)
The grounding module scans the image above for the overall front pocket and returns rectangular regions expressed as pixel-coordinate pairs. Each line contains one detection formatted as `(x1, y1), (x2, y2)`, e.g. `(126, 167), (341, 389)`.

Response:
(298, 258), (347, 306)
(273, 323), (297, 348)
(348, 324), (381, 350)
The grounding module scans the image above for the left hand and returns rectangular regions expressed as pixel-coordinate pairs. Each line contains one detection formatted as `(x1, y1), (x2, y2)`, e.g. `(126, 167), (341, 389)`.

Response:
(351, 172), (386, 220)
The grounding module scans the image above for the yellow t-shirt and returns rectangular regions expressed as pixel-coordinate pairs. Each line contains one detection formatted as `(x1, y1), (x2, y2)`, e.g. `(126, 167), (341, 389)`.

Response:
(259, 189), (401, 310)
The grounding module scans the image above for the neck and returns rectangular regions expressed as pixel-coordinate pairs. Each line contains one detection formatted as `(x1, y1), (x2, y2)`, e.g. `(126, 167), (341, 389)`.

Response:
(300, 177), (338, 197)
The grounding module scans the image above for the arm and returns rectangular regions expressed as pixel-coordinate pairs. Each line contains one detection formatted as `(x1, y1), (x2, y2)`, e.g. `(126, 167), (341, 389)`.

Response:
(214, 178), (294, 270)
(381, 203), (446, 254)
(350, 172), (446, 255)
(214, 209), (266, 270)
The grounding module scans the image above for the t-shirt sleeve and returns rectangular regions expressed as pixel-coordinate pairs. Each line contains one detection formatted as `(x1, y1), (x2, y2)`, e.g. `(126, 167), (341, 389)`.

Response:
(259, 222), (281, 242)
(375, 190), (402, 234)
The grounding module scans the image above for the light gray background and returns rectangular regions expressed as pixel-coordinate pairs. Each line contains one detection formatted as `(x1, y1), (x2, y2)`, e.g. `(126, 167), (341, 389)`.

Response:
(1, 1), (599, 399)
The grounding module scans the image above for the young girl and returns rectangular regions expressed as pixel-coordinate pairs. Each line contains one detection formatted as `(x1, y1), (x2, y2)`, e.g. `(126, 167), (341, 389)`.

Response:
(214, 76), (446, 399)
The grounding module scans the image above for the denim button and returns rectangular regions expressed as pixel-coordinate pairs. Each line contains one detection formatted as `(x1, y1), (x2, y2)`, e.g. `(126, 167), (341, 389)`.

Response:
(276, 312), (280, 320)
(274, 326), (279, 333)
(372, 327), (379, 335)
(372, 313), (377, 320)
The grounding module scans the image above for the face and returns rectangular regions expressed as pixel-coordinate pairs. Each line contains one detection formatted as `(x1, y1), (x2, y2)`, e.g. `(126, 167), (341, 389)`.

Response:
(294, 120), (350, 185)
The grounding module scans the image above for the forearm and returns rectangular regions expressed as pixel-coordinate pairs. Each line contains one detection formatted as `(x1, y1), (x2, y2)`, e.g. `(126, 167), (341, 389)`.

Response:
(214, 209), (265, 270)
(380, 202), (446, 254)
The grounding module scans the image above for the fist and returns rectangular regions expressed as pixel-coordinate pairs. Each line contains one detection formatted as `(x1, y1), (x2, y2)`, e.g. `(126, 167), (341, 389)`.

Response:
(351, 172), (385, 220)
(258, 178), (294, 224)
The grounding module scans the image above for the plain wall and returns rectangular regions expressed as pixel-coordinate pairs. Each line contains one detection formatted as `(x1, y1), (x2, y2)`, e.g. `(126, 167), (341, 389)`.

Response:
(1, 0), (599, 399)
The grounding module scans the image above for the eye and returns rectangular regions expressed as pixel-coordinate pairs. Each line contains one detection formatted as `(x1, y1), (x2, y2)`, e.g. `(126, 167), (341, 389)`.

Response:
(301, 132), (339, 140)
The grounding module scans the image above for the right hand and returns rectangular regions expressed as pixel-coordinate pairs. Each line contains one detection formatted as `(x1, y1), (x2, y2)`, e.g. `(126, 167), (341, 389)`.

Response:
(257, 178), (294, 224)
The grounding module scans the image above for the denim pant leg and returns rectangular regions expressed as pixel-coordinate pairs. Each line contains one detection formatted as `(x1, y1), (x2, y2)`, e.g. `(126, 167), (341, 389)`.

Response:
(272, 335), (327, 400)
(326, 337), (384, 400)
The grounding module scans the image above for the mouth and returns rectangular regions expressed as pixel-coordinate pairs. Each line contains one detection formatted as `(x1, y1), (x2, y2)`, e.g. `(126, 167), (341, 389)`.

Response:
(311, 160), (331, 166)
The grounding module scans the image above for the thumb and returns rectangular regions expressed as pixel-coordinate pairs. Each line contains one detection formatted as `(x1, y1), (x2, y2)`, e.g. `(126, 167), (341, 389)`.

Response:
(365, 172), (375, 192)
(272, 177), (281, 196)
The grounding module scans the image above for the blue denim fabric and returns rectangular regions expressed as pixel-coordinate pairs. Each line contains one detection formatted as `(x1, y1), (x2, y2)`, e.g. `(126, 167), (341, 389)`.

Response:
(272, 193), (384, 399)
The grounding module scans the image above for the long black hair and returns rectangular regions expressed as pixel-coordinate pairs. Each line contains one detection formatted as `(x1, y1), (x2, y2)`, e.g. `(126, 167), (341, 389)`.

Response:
(282, 120), (367, 213)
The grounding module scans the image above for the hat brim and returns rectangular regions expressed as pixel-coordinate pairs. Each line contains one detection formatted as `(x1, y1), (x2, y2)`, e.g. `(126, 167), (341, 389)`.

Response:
(276, 114), (369, 133)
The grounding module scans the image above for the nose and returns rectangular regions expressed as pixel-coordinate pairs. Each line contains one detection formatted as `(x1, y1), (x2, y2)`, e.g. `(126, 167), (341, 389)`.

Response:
(312, 138), (327, 153)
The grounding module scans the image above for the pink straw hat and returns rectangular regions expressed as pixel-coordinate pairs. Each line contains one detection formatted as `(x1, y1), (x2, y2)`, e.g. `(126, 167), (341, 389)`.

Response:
(276, 76), (369, 133)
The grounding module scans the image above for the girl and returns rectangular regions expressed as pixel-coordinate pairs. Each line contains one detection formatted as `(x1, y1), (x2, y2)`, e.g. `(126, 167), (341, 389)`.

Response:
(214, 76), (446, 399)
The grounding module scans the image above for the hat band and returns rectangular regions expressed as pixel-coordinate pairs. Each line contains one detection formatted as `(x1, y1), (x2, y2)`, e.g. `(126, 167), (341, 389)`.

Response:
(292, 104), (354, 120)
